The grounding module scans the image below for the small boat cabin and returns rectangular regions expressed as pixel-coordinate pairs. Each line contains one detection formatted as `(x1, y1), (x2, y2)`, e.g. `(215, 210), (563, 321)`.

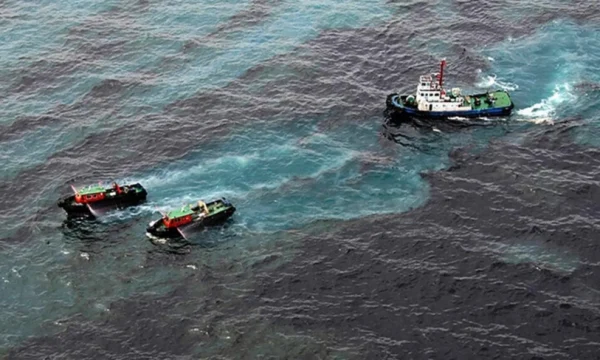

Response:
(74, 185), (106, 204)
(163, 206), (194, 228)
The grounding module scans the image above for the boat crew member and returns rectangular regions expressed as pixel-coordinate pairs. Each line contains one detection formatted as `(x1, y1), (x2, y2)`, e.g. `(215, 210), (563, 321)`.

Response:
(198, 201), (209, 216)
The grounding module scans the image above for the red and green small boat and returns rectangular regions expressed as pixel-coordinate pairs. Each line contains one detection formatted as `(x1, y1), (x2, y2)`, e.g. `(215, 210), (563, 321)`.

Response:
(146, 198), (236, 239)
(58, 182), (147, 217)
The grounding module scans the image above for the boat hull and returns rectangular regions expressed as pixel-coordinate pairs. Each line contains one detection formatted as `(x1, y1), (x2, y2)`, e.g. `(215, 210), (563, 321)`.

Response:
(146, 202), (236, 239)
(58, 183), (147, 217)
(386, 93), (514, 119)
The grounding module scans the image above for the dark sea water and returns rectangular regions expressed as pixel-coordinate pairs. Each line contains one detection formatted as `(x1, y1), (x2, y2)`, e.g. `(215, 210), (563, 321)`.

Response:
(1, 0), (600, 359)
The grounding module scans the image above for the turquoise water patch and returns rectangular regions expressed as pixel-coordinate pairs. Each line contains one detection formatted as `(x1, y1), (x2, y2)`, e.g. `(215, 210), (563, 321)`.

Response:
(0, 0), (247, 125)
(133, 119), (430, 233)
(478, 20), (600, 127)
(498, 243), (579, 274)
(135, 0), (248, 37)
(0, 0), (120, 69)
(135, 0), (393, 105)
(573, 113), (600, 147)
(461, 237), (580, 274)
(0, 0), (393, 180)
(0, 219), (187, 348)
(0, 110), (118, 181)
(0, 1), (122, 122)
(128, 118), (508, 235)
(0, 126), (69, 181)
(496, 0), (585, 25)
(0, 22), (185, 124)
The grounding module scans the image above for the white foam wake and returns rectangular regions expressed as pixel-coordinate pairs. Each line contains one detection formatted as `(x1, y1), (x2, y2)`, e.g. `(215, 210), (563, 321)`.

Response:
(476, 74), (519, 91)
(516, 83), (575, 125)
(447, 116), (470, 122)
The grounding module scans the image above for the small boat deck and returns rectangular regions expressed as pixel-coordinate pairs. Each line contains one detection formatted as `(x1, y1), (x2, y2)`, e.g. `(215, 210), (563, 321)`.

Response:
(207, 201), (230, 215)
(167, 206), (194, 219)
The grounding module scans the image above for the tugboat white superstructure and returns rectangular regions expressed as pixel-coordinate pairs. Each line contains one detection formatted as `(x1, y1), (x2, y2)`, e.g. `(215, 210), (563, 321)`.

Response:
(386, 60), (514, 118)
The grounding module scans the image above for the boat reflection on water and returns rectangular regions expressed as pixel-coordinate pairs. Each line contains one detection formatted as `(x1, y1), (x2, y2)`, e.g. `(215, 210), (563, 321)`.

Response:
(381, 108), (509, 151)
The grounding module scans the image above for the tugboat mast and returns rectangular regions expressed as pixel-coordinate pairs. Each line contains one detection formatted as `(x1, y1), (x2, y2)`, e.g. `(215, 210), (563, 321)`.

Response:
(438, 59), (446, 88)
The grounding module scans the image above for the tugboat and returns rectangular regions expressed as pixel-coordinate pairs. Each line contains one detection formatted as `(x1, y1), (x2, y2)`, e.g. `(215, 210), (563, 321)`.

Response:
(386, 60), (514, 118)
(146, 198), (236, 239)
(58, 182), (147, 217)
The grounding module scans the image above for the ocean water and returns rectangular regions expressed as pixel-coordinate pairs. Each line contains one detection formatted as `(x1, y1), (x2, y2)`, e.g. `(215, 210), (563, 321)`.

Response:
(1, 0), (600, 359)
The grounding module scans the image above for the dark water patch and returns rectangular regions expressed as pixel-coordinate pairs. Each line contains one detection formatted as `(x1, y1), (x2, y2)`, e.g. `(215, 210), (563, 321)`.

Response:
(522, 0), (600, 25)
(82, 78), (135, 101)
(11, 58), (84, 94)
(574, 81), (600, 94)
(0, 78), (138, 143)
(0, 196), (143, 247)
(15, 75), (157, 149)
(5, 6), (143, 97)
(136, 0), (150, 10)
(5, 288), (201, 360)
(145, 222), (241, 256)
(432, 122), (600, 263)
(143, 228), (296, 274)
(142, 223), (307, 273)
(447, 20), (504, 43)
(59, 216), (144, 250)
(0, 115), (61, 143)
(454, 0), (600, 32)
(7, 283), (342, 359)
(8, 121), (600, 359)
(204, 0), (283, 40)
(0, 199), (66, 244)
(0, 226), (36, 245)
(241, 15), (499, 118)
(65, 8), (139, 47)
(10, 35), (129, 96)
(64, 38), (128, 63)
(564, 0), (600, 23)
(379, 116), (505, 153)
(244, 123), (600, 358)
(384, 1), (514, 56)
(182, 0), (283, 53)
(252, 235), (597, 358)
(5, 220), (342, 359)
